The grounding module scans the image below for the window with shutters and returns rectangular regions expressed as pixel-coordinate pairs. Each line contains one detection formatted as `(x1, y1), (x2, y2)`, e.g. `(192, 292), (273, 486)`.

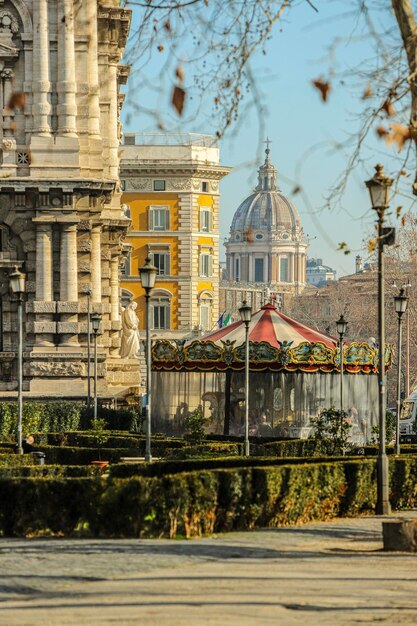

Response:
(149, 206), (170, 231)
(150, 292), (171, 330)
(200, 207), (212, 232)
(120, 252), (131, 276)
(199, 252), (212, 277)
(151, 251), (171, 276)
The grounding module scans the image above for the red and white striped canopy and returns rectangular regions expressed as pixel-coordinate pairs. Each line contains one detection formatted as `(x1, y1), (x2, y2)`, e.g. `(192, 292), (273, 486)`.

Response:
(203, 304), (337, 348)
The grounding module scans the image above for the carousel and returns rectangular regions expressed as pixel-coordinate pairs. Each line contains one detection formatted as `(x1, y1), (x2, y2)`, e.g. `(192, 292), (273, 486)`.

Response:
(151, 304), (392, 439)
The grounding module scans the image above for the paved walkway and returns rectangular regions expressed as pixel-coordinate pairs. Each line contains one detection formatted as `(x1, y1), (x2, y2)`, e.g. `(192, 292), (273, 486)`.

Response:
(1, 513), (417, 625)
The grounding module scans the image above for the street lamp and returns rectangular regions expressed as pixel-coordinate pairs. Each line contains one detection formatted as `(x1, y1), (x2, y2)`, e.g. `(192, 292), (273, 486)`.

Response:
(139, 256), (157, 462)
(239, 300), (252, 457)
(91, 312), (102, 421)
(9, 267), (26, 455)
(86, 287), (92, 408)
(336, 314), (348, 414)
(365, 163), (393, 515)
(394, 288), (408, 455)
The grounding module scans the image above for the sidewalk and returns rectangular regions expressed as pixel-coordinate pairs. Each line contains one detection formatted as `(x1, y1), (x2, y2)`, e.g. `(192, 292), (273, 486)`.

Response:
(1, 512), (416, 625)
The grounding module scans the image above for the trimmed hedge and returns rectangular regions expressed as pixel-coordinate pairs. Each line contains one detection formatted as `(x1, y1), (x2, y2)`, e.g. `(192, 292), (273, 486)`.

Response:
(1, 456), (417, 537)
(0, 464), (104, 479)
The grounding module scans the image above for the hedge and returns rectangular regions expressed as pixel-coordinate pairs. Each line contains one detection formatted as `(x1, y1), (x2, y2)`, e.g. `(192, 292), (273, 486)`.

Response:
(0, 402), (141, 438)
(0, 464), (103, 479)
(1, 456), (417, 537)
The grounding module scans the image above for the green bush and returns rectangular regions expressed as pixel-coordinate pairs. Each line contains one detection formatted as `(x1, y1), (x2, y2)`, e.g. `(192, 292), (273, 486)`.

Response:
(2, 456), (417, 537)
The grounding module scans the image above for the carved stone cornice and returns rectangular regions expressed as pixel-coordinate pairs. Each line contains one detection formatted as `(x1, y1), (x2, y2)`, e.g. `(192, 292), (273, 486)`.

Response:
(121, 163), (231, 181)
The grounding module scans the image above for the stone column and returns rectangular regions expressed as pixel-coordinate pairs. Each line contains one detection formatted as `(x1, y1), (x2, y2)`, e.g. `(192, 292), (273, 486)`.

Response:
(110, 255), (120, 323)
(2, 69), (14, 137)
(90, 225), (102, 303)
(87, 0), (101, 139)
(36, 224), (53, 301)
(57, 0), (77, 135)
(34, 223), (55, 347)
(32, 0), (51, 134)
(59, 223), (79, 346)
(107, 57), (120, 178)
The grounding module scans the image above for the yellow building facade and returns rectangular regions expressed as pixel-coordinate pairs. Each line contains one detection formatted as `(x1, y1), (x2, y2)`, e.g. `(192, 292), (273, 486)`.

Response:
(120, 134), (230, 337)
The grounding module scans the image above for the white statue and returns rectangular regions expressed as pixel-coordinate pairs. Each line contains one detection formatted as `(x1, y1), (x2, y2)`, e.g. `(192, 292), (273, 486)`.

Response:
(120, 302), (140, 359)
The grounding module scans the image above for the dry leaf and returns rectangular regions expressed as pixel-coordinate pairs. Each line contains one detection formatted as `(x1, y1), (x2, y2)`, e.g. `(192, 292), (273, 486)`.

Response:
(176, 66), (184, 82)
(362, 86), (372, 99)
(163, 20), (172, 33)
(291, 185), (302, 195)
(396, 206), (403, 217)
(368, 239), (376, 253)
(245, 228), (254, 243)
(401, 215), (406, 226)
(376, 125), (388, 138)
(386, 123), (412, 151)
(157, 45), (164, 52)
(172, 85), (185, 115)
(382, 99), (395, 117)
(311, 77), (331, 102)
(7, 92), (25, 111)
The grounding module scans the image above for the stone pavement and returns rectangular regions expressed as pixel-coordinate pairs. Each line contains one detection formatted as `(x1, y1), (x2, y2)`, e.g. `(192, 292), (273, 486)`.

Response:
(1, 513), (417, 626)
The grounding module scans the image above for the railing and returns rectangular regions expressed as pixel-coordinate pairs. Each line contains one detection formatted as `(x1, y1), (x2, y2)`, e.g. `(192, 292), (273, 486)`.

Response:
(123, 132), (218, 148)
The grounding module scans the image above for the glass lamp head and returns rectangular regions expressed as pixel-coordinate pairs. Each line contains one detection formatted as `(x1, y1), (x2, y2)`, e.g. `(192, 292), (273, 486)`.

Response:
(91, 312), (102, 333)
(239, 300), (252, 324)
(8, 267), (26, 296)
(139, 256), (158, 291)
(336, 313), (348, 337)
(365, 164), (393, 209)
(394, 287), (408, 316)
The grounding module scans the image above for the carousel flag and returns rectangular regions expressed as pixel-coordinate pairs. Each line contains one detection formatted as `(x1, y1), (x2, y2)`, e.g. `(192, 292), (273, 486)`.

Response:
(217, 311), (225, 328)
(223, 313), (232, 327)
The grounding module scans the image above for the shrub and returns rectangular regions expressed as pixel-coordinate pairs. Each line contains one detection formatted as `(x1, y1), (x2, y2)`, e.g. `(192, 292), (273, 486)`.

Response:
(183, 406), (207, 445)
(1, 456), (417, 537)
(309, 407), (352, 455)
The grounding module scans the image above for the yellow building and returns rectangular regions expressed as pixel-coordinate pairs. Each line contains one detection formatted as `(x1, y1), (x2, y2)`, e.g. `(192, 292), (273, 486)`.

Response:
(120, 134), (230, 337)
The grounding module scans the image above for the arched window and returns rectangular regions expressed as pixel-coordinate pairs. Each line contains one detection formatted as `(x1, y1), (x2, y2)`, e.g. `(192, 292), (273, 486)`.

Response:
(150, 289), (172, 330)
(198, 291), (213, 332)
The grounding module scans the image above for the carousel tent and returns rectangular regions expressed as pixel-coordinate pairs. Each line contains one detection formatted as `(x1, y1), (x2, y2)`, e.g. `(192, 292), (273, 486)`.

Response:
(151, 305), (390, 440)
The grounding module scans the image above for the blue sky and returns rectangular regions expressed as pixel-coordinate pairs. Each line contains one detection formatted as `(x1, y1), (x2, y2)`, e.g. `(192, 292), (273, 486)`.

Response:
(121, 1), (417, 278)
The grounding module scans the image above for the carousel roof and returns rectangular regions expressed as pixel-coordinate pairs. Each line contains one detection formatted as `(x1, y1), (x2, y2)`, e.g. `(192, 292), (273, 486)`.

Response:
(202, 304), (337, 349)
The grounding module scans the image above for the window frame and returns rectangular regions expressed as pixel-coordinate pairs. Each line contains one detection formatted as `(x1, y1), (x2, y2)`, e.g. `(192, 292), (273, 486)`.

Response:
(153, 179), (166, 191)
(200, 207), (212, 232)
(149, 205), (170, 231)
(199, 252), (213, 277)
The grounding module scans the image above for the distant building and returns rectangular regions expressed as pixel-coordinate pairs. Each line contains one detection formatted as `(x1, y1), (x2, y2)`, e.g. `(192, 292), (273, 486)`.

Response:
(120, 133), (230, 338)
(224, 144), (307, 297)
(306, 258), (337, 287)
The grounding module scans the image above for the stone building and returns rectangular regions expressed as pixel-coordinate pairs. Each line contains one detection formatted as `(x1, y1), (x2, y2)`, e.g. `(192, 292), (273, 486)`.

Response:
(0, 1), (135, 397)
(120, 133), (230, 338)
(224, 143), (307, 298)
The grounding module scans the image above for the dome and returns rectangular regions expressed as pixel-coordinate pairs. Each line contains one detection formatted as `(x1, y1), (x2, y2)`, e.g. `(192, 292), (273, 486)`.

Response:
(229, 144), (302, 237)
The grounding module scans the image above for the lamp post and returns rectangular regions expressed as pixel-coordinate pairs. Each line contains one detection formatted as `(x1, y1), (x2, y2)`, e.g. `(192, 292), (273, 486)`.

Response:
(336, 314), (348, 414)
(9, 267), (26, 455)
(365, 163), (393, 515)
(394, 288), (408, 455)
(91, 312), (102, 421)
(239, 300), (252, 457)
(86, 287), (92, 408)
(139, 256), (157, 462)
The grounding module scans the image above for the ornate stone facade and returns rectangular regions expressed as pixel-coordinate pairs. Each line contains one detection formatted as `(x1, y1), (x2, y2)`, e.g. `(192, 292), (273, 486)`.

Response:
(0, 1), (136, 397)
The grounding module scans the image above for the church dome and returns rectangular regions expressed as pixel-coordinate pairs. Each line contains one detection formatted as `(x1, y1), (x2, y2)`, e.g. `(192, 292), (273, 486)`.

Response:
(230, 144), (302, 238)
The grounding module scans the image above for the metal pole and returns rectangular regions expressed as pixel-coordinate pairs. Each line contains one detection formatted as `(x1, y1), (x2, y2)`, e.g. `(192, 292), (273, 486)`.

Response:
(145, 291), (152, 462)
(395, 314), (403, 456)
(376, 207), (390, 515)
(87, 290), (91, 407)
(93, 330), (98, 421)
(244, 321), (250, 457)
(339, 334), (344, 414)
(405, 307), (410, 397)
(17, 296), (23, 455)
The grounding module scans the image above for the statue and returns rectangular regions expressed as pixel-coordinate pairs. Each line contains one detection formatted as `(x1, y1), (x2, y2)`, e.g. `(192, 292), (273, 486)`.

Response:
(120, 302), (140, 359)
